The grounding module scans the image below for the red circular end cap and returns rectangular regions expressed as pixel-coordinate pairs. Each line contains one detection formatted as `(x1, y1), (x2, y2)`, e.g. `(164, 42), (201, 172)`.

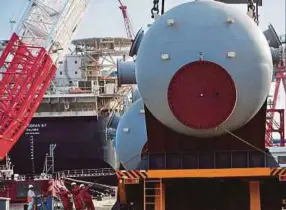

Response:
(168, 61), (237, 129)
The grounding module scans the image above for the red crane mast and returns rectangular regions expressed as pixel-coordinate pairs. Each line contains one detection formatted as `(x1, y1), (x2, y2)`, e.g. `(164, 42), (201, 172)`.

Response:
(265, 60), (286, 147)
(118, 0), (135, 39)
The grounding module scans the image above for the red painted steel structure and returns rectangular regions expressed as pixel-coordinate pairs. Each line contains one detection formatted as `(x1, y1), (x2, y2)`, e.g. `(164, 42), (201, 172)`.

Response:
(0, 33), (56, 159)
(118, 0), (135, 39)
(266, 109), (285, 147)
(265, 62), (286, 147)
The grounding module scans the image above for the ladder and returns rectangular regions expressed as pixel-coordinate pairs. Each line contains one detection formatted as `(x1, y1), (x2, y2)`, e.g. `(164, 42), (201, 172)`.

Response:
(43, 144), (56, 174)
(144, 178), (164, 210)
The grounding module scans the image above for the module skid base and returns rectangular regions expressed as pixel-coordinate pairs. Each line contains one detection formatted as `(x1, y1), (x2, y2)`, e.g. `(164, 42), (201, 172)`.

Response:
(114, 101), (285, 210)
(117, 168), (286, 210)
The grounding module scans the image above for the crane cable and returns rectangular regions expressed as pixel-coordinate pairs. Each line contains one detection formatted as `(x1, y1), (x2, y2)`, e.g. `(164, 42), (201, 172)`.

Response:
(151, 0), (160, 18)
(161, 0), (165, 15)
(122, 154), (140, 169)
(218, 126), (277, 161)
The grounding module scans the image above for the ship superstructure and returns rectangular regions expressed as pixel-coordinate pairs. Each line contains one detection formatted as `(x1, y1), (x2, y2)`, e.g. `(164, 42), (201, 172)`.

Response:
(38, 37), (132, 117)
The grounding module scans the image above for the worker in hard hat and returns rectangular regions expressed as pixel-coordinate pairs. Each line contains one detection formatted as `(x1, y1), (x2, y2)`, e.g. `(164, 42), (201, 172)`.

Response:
(27, 184), (36, 210)
(71, 182), (84, 210)
(79, 183), (95, 210)
(55, 185), (73, 210)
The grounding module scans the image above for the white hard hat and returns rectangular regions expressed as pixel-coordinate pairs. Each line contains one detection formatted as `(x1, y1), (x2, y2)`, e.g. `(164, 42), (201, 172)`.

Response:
(79, 184), (84, 188)
(71, 182), (76, 186)
(28, 185), (33, 189)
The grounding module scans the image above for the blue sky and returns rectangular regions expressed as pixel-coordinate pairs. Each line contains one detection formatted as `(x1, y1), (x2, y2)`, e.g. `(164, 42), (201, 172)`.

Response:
(0, 0), (285, 40)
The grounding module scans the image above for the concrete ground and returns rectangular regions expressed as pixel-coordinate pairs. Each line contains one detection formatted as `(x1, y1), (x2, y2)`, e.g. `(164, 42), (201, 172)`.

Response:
(9, 196), (117, 210)
(93, 196), (117, 210)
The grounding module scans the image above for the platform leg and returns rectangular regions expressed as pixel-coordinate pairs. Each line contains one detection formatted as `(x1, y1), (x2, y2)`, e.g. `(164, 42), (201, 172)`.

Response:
(249, 181), (261, 210)
(155, 182), (165, 210)
(118, 179), (127, 205)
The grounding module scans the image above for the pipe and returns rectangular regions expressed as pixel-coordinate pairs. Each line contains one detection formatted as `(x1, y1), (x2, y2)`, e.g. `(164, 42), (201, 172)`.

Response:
(117, 60), (136, 87)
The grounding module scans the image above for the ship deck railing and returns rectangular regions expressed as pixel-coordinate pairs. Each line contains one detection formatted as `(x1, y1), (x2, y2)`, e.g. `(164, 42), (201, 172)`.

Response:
(56, 168), (116, 179)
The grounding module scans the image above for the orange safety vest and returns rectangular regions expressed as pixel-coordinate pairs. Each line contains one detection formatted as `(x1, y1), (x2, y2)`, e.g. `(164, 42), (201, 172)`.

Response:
(27, 196), (32, 203)
(27, 190), (34, 203)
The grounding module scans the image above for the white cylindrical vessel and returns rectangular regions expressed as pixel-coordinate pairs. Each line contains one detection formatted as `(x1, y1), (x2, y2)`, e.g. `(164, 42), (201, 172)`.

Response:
(135, 0), (273, 137)
(115, 99), (147, 170)
(132, 85), (142, 103)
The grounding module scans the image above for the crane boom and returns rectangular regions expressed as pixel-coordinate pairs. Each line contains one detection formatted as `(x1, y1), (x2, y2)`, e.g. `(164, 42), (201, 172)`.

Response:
(0, 0), (91, 159)
(118, 0), (135, 39)
(15, 0), (89, 61)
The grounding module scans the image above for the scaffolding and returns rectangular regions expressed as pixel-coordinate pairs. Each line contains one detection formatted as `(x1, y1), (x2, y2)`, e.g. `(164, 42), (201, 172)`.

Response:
(42, 144), (57, 174)
(35, 37), (133, 117)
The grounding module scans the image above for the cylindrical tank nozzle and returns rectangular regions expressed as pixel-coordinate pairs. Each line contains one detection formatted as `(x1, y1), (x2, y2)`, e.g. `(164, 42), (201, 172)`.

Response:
(117, 60), (137, 87)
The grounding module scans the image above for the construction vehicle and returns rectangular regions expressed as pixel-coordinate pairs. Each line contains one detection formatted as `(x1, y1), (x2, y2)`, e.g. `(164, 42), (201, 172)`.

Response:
(115, 0), (286, 209)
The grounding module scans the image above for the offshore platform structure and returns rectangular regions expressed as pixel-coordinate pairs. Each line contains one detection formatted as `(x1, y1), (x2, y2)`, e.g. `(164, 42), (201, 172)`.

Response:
(115, 0), (286, 210)
(68, 37), (133, 117)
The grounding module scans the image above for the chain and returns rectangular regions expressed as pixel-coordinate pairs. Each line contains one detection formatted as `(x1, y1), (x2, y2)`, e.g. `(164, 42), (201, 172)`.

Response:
(247, 0), (258, 25)
(151, 0), (160, 18)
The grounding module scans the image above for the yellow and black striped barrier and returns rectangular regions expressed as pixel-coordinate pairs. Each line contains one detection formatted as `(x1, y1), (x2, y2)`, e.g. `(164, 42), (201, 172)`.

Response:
(116, 170), (148, 179)
(116, 170), (148, 184)
(270, 168), (286, 177)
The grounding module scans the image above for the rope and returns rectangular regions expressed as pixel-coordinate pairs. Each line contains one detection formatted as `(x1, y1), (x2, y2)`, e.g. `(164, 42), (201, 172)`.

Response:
(121, 154), (141, 169)
(218, 126), (277, 161)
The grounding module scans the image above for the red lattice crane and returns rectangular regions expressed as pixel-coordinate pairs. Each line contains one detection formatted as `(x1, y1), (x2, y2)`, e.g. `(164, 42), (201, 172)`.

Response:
(263, 23), (285, 147)
(265, 61), (285, 147)
(118, 0), (135, 39)
(0, 0), (91, 160)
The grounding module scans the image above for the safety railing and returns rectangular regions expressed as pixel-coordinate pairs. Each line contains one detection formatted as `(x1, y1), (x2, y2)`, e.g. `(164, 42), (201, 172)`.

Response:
(56, 168), (116, 179)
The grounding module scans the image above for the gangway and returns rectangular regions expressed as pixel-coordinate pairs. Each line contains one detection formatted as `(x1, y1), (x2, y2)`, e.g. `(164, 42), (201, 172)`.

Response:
(63, 177), (117, 190)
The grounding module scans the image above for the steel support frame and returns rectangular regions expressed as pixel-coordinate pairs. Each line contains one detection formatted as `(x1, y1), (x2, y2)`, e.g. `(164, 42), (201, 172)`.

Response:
(0, 33), (56, 159)
(118, 177), (265, 210)
(142, 180), (260, 210)
(266, 109), (285, 147)
(117, 168), (286, 210)
(266, 63), (286, 147)
(250, 181), (261, 210)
